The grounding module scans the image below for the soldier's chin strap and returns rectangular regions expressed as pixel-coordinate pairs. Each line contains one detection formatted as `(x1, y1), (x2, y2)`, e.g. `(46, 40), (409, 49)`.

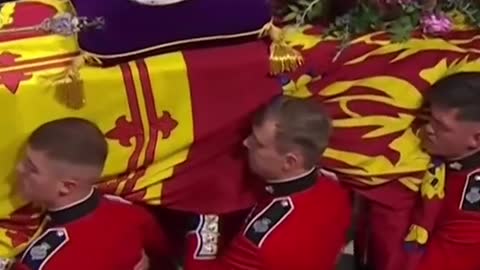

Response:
(187, 214), (220, 260)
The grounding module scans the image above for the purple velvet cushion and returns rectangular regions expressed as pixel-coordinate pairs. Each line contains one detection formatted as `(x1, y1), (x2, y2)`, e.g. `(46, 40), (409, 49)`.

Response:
(71, 0), (272, 65)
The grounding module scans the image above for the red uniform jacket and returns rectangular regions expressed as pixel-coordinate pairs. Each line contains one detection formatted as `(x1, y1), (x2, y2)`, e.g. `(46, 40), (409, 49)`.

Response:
(417, 152), (480, 270)
(13, 189), (169, 270)
(185, 169), (352, 270)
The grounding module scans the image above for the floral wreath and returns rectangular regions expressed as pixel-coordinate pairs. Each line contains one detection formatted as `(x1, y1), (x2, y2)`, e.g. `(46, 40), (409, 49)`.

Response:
(277, 0), (480, 43)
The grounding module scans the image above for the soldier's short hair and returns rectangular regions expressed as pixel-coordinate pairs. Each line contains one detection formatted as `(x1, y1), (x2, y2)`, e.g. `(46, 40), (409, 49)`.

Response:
(28, 117), (108, 169)
(254, 96), (332, 169)
(426, 72), (480, 122)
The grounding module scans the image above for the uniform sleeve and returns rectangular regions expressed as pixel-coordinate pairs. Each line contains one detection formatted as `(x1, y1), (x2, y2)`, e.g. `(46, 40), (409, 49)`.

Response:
(264, 190), (352, 270)
(314, 198), (352, 268)
(12, 228), (88, 270)
(184, 214), (261, 270)
(312, 195), (352, 269)
(184, 214), (224, 270)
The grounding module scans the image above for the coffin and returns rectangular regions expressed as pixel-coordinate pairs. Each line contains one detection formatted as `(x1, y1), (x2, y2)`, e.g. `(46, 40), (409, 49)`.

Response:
(0, 0), (479, 260)
(70, 0), (272, 66)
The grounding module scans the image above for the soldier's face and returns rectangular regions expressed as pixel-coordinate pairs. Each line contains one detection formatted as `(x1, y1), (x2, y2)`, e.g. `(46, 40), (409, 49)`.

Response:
(243, 120), (286, 180)
(420, 105), (480, 160)
(16, 147), (63, 206)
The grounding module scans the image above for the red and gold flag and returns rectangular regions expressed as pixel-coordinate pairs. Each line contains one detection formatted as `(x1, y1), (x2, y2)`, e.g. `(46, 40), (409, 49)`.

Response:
(0, 0), (78, 256)
(281, 26), (480, 189)
(1, 0), (480, 259)
(0, 0), (280, 257)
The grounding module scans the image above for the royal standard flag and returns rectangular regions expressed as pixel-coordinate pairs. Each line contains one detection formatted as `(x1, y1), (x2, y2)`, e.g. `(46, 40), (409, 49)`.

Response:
(1, 0), (480, 259)
(0, 0), (279, 257)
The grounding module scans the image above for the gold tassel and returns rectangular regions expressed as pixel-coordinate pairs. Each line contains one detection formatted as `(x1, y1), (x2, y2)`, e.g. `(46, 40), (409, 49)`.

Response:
(54, 56), (85, 110)
(259, 20), (303, 75)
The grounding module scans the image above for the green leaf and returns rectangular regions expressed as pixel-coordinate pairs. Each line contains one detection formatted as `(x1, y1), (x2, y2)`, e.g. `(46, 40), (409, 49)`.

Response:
(404, 5), (416, 13)
(306, 2), (325, 22)
(296, 14), (303, 24)
(397, 15), (413, 26)
(283, 12), (298, 22)
(387, 16), (415, 43)
(348, 4), (381, 35)
(409, 11), (421, 25)
(298, 0), (312, 7)
(288, 4), (299, 12)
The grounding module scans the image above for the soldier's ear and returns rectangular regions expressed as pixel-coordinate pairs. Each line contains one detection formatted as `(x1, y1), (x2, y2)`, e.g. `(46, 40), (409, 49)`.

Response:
(471, 128), (480, 149)
(284, 148), (306, 171)
(58, 177), (78, 196)
(284, 152), (299, 170)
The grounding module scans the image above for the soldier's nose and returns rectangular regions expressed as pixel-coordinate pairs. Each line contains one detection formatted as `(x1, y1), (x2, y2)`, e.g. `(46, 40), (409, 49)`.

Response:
(424, 124), (435, 135)
(244, 136), (255, 149)
(15, 163), (25, 175)
(243, 138), (249, 148)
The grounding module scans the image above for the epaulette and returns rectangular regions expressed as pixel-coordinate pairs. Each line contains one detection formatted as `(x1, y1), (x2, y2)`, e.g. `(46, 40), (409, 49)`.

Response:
(461, 169), (480, 212)
(244, 197), (293, 247)
(20, 228), (69, 270)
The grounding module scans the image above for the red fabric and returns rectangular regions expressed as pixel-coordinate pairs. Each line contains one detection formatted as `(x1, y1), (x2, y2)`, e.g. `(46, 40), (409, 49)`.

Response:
(435, 168), (480, 244)
(13, 196), (170, 270)
(402, 165), (445, 270)
(9, 26), (480, 257)
(94, 29), (480, 213)
(415, 167), (480, 270)
(403, 198), (444, 270)
(184, 175), (352, 270)
(416, 239), (480, 270)
(151, 208), (251, 264)
(0, 2), (59, 42)
(355, 181), (417, 270)
(161, 41), (279, 213)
